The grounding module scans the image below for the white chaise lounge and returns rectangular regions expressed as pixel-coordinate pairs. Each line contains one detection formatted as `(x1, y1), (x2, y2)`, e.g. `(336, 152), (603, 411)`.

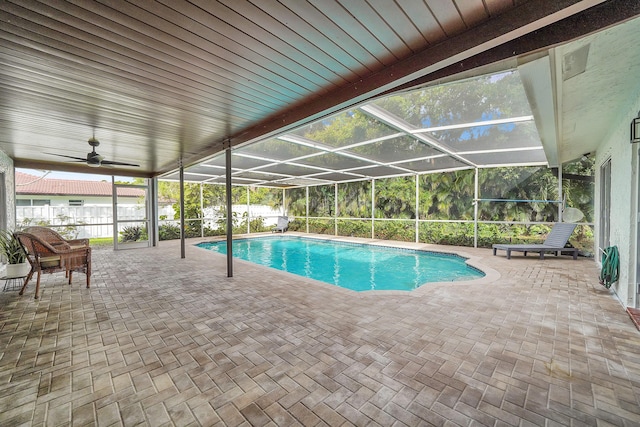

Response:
(273, 216), (289, 233)
(492, 223), (579, 260)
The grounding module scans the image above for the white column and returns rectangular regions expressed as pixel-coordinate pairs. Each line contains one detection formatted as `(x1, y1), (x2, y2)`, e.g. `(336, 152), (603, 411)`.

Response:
(306, 187), (309, 234)
(474, 168), (479, 248)
(558, 166), (564, 222)
(200, 183), (204, 238)
(371, 179), (375, 239)
(334, 183), (338, 236)
(246, 187), (250, 234)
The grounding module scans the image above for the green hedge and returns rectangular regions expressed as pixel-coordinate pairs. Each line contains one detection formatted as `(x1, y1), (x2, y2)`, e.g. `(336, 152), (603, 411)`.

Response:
(374, 220), (415, 242)
(158, 215), (271, 240)
(159, 217), (594, 256)
(337, 219), (370, 238)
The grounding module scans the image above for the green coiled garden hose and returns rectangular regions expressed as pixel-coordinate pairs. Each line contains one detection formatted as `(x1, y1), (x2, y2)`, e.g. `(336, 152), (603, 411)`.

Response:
(599, 245), (619, 289)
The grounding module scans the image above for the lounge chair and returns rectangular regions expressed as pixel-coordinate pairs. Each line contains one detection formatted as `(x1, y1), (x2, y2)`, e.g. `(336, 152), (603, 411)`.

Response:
(492, 223), (579, 260)
(273, 216), (289, 233)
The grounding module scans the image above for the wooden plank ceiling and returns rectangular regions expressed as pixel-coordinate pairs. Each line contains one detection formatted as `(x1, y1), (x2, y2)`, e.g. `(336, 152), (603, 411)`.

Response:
(0, 0), (637, 178)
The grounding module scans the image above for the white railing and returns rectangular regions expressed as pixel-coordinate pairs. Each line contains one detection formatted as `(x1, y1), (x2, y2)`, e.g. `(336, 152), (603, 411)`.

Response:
(17, 204), (282, 239)
(16, 205), (171, 239)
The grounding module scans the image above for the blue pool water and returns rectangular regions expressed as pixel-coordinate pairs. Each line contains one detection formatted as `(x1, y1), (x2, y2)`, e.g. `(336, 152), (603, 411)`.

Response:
(198, 237), (484, 292)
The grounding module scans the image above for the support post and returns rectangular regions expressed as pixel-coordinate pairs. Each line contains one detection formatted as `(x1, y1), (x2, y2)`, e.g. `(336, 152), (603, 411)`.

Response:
(335, 183), (338, 236)
(558, 166), (564, 222)
(306, 187), (309, 234)
(179, 158), (185, 259)
(415, 175), (419, 243)
(111, 176), (118, 251)
(247, 187), (250, 234)
(200, 183), (204, 238)
(225, 145), (233, 277)
(282, 188), (286, 216)
(371, 179), (375, 239)
(150, 177), (159, 247)
(474, 168), (479, 248)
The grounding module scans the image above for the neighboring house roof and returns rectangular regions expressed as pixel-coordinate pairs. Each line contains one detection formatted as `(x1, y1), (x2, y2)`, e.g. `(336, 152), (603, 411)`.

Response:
(15, 172), (144, 197)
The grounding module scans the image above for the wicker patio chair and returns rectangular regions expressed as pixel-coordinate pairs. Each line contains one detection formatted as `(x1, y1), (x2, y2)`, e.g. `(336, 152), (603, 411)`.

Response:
(22, 226), (90, 280)
(22, 226), (89, 249)
(14, 231), (91, 299)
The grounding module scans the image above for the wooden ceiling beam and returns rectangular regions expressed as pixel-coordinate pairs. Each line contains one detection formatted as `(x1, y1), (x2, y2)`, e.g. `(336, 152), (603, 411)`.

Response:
(13, 159), (154, 179)
(389, 0), (640, 94)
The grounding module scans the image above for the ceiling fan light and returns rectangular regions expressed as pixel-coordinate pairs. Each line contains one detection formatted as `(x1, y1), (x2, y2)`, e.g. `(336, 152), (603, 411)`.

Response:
(87, 162), (101, 168)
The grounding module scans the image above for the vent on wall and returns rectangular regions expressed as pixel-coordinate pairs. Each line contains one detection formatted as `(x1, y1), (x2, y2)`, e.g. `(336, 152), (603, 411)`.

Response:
(562, 44), (590, 81)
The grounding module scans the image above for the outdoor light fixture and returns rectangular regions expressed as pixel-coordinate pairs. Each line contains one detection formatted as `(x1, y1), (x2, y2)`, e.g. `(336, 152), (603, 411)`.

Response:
(632, 112), (640, 143)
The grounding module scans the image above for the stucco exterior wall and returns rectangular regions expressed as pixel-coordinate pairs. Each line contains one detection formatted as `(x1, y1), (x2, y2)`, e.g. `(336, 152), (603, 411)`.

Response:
(0, 149), (15, 230)
(595, 98), (640, 308)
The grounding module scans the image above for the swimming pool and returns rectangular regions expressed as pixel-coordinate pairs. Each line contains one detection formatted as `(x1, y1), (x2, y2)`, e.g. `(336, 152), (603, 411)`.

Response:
(197, 236), (484, 292)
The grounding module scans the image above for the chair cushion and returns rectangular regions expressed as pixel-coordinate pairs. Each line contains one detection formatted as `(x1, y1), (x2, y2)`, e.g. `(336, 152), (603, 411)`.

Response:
(39, 256), (61, 268)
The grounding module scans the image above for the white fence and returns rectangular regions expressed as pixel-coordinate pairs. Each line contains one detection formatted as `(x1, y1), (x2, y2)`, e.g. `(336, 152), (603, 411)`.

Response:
(17, 205), (160, 239)
(17, 204), (282, 239)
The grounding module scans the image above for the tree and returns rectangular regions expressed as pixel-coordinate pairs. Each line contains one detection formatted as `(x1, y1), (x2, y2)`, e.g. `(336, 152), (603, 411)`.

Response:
(338, 181), (371, 218)
(375, 177), (415, 219)
(562, 156), (594, 222)
(478, 167), (558, 222)
(421, 170), (474, 220)
(309, 185), (335, 217)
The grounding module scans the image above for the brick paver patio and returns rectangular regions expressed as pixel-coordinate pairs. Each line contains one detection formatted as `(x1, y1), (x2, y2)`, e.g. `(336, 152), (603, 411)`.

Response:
(1, 234), (639, 426)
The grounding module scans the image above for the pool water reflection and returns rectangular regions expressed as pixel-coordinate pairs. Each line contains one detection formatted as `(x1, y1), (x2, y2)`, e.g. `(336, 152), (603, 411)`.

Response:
(198, 236), (485, 292)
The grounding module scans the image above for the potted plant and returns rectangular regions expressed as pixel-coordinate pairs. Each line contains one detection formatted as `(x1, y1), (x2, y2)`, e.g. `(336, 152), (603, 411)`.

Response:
(0, 229), (29, 278)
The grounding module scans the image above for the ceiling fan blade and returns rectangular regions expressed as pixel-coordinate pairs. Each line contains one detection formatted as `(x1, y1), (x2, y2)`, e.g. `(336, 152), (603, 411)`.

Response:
(47, 142), (139, 168)
(101, 159), (140, 167)
(45, 152), (88, 162)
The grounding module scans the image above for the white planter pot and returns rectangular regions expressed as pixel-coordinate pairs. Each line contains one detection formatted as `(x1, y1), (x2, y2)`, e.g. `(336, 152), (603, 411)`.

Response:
(5, 262), (30, 278)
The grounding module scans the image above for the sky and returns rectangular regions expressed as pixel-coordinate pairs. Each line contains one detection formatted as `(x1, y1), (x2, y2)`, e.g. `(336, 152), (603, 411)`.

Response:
(17, 168), (134, 182)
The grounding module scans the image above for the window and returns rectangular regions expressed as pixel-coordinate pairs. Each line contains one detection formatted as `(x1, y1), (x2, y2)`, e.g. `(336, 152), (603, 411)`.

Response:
(69, 200), (84, 206)
(17, 199), (50, 206)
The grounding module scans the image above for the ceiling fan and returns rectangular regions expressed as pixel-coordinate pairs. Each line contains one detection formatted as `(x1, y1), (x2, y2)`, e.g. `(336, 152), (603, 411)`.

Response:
(48, 137), (140, 167)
